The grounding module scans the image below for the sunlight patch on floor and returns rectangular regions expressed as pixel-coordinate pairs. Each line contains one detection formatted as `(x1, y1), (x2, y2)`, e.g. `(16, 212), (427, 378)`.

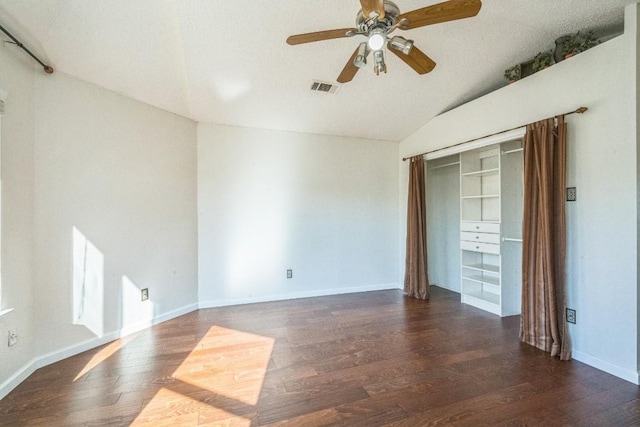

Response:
(73, 333), (139, 382)
(132, 326), (273, 424)
(173, 325), (275, 406)
(131, 387), (252, 426)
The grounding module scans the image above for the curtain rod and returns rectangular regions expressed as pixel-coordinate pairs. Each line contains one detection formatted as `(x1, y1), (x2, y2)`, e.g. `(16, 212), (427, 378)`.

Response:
(402, 106), (588, 161)
(0, 23), (54, 74)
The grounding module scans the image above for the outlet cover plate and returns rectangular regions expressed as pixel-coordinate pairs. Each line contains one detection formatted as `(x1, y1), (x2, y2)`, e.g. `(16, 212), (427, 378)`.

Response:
(566, 187), (576, 202)
(141, 288), (149, 301)
(566, 308), (576, 324)
(286, 269), (292, 279)
(8, 330), (17, 347)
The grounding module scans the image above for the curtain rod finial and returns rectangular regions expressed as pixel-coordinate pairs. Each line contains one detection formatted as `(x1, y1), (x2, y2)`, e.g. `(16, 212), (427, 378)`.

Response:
(44, 65), (54, 74)
(575, 107), (588, 114)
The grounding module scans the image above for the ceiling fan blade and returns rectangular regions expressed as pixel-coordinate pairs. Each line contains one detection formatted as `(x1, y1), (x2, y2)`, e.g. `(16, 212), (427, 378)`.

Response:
(397, 0), (482, 30)
(286, 28), (357, 45)
(360, 0), (385, 19)
(388, 44), (436, 75)
(337, 48), (362, 83)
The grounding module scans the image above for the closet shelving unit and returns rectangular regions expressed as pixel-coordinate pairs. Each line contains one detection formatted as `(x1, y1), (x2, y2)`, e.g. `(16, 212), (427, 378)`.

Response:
(459, 142), (522, 316)
(460, 146), (503, 315)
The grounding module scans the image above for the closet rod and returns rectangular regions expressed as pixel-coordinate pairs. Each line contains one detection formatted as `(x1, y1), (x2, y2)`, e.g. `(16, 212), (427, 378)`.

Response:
(502, 237), (523, 243)
(502, 148), (523, 155)
(427, 161), (460, 170)
(402, 106), (588, 161)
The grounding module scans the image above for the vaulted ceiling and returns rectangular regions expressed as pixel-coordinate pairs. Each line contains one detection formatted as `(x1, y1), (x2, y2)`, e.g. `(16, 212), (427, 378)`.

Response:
(0, 1), (633, 141)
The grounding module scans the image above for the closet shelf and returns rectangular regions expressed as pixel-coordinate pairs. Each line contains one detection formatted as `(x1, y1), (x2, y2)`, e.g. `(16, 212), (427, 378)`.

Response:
(462, 263), (500, 274)
(464, 290), (500, 305)
(461, 168), (499, 177)
(462, 274), (500, 286)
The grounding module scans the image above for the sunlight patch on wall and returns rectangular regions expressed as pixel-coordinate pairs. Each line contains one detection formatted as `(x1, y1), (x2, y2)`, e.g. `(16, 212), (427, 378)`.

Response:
(122, 275), (154, 330)
(72, 227), (104, 337)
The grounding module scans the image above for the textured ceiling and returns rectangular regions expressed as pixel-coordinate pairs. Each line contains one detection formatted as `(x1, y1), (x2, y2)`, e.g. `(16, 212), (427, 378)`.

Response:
(0, 0), (634, 141)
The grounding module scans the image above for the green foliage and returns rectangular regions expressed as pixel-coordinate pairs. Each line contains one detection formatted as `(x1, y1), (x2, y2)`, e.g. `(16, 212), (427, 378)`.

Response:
(503, 64), (521, 82)
(532, 50), (554, 72)
(563, 31), (599, 56)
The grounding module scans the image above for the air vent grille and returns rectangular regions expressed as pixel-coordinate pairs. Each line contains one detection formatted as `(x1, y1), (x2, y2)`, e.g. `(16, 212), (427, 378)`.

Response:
(310, 80), (340, 94)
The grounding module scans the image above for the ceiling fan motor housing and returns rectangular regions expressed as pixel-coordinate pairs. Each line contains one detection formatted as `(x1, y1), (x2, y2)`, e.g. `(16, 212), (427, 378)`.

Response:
(356, 1), (400, 33)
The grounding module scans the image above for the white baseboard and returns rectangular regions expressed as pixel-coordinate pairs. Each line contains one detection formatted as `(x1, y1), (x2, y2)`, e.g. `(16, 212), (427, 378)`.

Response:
(0, 302), (198, 400)
(199, 283), (402, 309)
(573, 350), (640, 385)
(0, 358), (38, 400)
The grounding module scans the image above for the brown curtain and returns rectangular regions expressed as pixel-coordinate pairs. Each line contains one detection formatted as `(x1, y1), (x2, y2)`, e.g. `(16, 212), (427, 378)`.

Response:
(404, 156), (429, 300)
(521, 116), (570, 360)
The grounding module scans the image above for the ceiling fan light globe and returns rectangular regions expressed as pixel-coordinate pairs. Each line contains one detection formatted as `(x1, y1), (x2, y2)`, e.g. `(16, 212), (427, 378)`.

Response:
(368, 33), (385, 51)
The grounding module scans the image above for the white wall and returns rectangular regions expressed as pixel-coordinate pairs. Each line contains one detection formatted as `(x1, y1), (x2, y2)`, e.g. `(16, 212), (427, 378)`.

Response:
(0, 38), (37, 396)
(426, 157), (460, 292)
(198, 124), (399, 305)
(28, 72), (198, 356)
(400, 3), (639, 383)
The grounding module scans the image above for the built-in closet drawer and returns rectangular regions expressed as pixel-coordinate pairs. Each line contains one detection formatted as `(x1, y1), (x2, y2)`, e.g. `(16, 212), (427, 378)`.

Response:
(460, 222), (500, 234)
(460, 231), (500, 244)
(460, 240), (500, 255)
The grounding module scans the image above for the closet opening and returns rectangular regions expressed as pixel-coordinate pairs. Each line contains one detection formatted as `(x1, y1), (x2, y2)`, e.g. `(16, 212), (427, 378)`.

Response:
(425, 134), (524, 317)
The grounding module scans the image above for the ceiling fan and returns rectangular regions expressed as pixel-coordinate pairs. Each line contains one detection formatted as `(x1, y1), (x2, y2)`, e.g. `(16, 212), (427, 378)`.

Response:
(286, 0), (482, 83)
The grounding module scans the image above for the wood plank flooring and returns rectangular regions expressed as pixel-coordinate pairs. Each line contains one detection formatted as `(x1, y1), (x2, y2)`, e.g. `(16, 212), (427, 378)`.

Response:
(1, 287), (638, 426)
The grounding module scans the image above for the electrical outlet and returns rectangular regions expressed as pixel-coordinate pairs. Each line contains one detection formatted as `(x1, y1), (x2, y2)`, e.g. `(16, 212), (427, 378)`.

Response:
(286, 269), (293, 279)
(566, 308), (576, 324)
(141, 288), (149, 301)
(8, 330), (17, 347)
(566, 187), (577, 202)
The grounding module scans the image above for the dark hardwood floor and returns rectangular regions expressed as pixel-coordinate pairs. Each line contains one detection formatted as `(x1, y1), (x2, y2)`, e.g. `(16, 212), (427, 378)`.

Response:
(1, 287), (638, 426)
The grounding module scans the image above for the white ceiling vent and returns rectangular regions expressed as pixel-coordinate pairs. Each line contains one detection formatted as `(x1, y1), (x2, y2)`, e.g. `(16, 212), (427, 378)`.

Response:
(310, 80), (340, 94)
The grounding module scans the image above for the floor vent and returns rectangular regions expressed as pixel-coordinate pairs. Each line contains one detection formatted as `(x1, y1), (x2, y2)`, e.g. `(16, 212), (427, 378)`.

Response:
(310, 80), (340, 94)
